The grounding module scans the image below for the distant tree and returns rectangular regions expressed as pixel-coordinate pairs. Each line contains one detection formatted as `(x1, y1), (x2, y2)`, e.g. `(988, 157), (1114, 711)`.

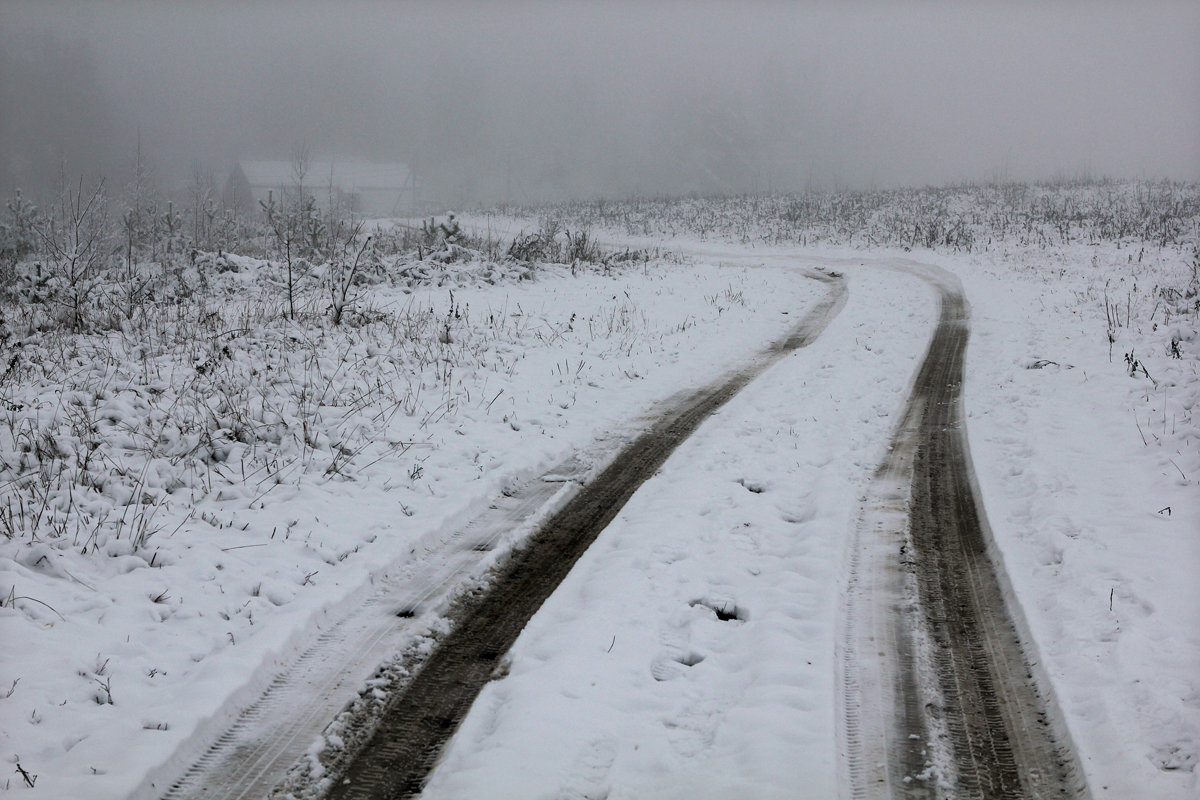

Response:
(291, 142), (312, 199)
(1, 190), (41, 269)
(187, 163), (220, 251)
(120, 131), (160, 265)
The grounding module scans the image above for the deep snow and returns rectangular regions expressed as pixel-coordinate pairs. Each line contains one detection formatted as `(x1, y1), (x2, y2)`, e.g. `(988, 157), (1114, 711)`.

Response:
(1, 211), (1196, 799)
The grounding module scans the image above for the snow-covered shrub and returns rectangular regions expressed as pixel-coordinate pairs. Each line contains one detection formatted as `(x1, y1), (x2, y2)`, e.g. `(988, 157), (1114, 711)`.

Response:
(543, 179), (1199, 253)
(34, 178), (117, 332)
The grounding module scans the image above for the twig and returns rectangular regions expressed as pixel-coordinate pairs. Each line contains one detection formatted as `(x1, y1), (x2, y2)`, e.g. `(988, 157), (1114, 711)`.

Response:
(16, 762), (36, 788)
(1135, 417), (1148, 446)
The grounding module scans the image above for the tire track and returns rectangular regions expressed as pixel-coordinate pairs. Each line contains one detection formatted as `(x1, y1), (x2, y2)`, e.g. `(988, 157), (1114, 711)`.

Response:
(320, 270), (846, 800)
(138, 466), (574, 800)
(843, 263), (1089, 799)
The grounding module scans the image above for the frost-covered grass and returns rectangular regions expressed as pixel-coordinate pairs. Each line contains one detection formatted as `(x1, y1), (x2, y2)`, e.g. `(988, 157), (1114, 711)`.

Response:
(0, 252), (627, 554)
(546, 179), (1200, 488)
(548, 179), (1200, 252)
(0, 200), (661, 554)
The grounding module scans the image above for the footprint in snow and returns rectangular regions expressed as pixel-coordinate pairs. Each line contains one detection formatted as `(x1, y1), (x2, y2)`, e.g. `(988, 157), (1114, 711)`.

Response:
(690, 597), (748, 622)
(651, 650), (707, 682)
(736, 477), (768, 494)
(558, 736), (618, 800)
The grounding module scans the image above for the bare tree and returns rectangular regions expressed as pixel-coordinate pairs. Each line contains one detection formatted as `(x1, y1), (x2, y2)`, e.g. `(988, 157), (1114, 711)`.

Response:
(38, 177), (112, 331)
(291, 141), (312, 202)
(187, 163), (219, 250)
(328, 222), (370, 326)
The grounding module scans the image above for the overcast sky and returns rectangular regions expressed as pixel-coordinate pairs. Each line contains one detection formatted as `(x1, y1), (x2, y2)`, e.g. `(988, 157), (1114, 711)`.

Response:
(2, 0), (1198, 204)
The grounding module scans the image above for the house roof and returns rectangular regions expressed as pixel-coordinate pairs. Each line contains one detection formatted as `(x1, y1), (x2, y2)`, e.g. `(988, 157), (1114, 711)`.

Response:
(237, 160), (410, 192)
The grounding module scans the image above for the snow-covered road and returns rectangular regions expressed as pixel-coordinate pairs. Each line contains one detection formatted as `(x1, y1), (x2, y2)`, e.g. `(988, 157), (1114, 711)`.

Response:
(843, 261), (1085, 799)
(4, 235), (1194, 800)
(322, 269), (848, 799)
(418, 257), (944, 799)
(417, 243), (1195, 800)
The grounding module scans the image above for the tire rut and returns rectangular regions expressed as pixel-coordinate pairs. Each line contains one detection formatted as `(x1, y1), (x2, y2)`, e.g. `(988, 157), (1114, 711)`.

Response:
(141, 464), (572, 800)
(843, 264), (1089, 799)
(319, 270), (847, 799)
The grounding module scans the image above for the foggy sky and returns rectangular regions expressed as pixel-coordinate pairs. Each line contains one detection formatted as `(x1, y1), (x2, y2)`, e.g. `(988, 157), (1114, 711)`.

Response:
(2, 0), (1198, 205)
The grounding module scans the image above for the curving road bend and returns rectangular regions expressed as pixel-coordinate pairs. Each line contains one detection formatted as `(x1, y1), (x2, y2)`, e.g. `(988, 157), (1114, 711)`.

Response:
(147, 256), (1088, 800)
(842, 262), (1089, 799)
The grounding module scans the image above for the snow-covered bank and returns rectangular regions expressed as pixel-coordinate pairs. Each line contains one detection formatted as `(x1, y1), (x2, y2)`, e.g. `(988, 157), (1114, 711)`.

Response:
(0, 255), (821, 798)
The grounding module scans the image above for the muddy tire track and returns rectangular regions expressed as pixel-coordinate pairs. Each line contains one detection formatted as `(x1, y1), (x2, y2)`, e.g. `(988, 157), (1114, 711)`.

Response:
(141, 472), (570, 800)
(315, 271), (846, 800)
(843, 264), (1088, 799)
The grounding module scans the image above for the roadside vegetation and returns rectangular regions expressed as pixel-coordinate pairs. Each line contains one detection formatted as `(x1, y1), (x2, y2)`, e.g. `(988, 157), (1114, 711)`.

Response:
(548, 180), (1200, 252)
(0, 174), (652, 568)
(547, 179), (1200, 486)
(2, 177), (1196, 567)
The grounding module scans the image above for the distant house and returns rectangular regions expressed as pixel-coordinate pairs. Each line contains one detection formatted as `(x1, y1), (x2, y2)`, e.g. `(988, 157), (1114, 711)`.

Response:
(223, 159), (416, 218)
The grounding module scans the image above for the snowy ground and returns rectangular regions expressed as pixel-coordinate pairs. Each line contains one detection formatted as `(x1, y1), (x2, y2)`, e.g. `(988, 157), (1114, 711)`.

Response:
(423, 219), (1198, 799)
(2, 208), (1197, 799)
(421, 259), (936, 799)
(943, 244), (1199, 797)
(0, 253), (822, 797)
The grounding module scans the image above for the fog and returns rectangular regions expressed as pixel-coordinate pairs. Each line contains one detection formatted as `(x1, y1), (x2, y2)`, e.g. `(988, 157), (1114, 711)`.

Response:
(2, 0), (1198, 206)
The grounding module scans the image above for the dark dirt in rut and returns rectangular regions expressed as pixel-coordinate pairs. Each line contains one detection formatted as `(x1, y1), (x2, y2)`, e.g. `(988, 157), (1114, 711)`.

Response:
(895, 274), (1088, 799)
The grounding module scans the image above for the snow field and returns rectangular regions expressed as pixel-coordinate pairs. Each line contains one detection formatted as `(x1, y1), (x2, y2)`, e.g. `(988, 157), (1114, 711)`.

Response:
(3, 186), (1195, 798)
(566, 194), (1199, 799)
(421, 265), (938, 799)
(0, 256), (822, 798)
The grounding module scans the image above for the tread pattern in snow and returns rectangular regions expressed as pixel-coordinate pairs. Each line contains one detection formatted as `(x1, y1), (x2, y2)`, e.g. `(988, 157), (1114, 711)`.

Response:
(843, 263), (1089, 799)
